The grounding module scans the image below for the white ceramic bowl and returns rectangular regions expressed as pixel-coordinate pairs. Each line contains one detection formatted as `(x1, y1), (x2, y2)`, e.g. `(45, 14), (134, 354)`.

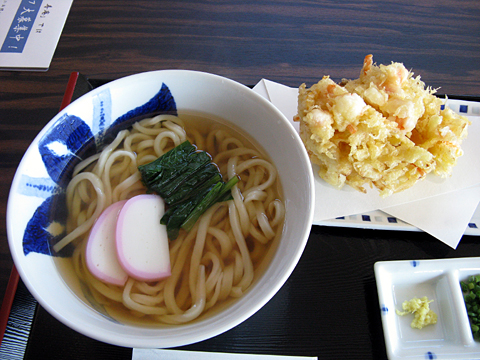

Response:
(7, 70), (314, 348)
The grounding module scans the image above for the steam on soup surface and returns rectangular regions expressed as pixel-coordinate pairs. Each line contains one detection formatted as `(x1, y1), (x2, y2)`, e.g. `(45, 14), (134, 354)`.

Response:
(53, 112), (285, 326)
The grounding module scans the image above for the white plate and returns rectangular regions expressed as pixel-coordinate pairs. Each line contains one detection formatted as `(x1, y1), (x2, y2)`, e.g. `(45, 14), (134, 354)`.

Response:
(374, 257), (480, 359)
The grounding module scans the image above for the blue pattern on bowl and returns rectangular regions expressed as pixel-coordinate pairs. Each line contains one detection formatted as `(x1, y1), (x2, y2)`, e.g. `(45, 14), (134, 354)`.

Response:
(38, 114), (96, 188)
(23, 193), (67, 256)
(102, 83), (177, 146)
(22, 83), (177, 257)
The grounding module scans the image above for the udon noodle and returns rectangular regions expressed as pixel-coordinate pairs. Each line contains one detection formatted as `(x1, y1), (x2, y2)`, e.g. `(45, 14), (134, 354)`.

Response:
(53, 113), (285, 325)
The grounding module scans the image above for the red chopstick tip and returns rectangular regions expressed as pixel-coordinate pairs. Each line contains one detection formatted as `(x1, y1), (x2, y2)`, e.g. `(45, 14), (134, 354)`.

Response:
(60, 72), (80, 111)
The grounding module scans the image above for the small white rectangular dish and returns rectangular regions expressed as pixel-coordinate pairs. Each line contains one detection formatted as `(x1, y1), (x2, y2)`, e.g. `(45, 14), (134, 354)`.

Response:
(374, 257), (480, 359)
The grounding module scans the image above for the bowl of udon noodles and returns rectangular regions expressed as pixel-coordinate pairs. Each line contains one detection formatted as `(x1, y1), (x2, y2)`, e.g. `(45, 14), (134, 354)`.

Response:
(7, 70), (314, 348)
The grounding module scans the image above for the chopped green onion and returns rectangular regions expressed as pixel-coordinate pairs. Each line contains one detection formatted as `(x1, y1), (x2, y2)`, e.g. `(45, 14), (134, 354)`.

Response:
(461, 274), (480, 340)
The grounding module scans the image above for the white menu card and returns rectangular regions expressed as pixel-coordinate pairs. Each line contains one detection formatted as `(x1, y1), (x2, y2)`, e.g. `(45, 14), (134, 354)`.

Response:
(0, 0), (73, 71)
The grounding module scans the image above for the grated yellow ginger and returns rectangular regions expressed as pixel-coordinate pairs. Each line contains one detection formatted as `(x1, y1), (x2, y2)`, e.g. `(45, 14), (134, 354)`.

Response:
(295, 54), (470, 197)
(396, 296), (437, 329)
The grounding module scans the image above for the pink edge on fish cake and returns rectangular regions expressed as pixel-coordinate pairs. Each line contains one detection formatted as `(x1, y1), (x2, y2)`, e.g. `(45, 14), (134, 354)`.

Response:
(115, 194), (171, 282)
(86, 200), (128, 286)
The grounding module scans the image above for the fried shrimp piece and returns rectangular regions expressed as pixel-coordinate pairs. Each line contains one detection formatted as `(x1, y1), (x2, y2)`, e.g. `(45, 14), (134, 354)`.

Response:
(346, 54), (425, 133)
(296, 55), (470, 197)
(361, 54), (373, 77)
(344, 55), (470, 177)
